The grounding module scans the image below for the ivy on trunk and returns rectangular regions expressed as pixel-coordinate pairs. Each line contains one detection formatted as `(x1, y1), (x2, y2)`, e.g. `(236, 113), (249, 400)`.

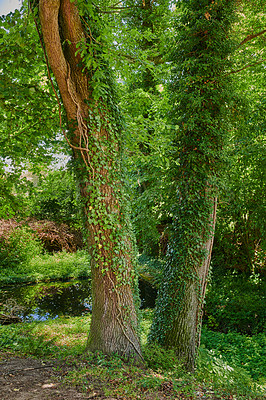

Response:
(36, 0), (142, 359)
(149, 0), (237, 371)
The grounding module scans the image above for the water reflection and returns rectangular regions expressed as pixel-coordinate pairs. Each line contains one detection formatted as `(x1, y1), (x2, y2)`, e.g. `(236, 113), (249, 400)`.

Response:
(0, 278), (156, 323)
(0, 280), (92, 322)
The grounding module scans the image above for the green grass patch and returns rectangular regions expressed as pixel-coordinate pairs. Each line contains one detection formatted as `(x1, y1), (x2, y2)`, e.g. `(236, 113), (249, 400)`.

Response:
(0, 250), (91, 284)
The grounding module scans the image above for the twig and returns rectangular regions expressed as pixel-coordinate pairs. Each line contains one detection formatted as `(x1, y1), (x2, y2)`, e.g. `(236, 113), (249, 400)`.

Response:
(224, 58), (266, 77)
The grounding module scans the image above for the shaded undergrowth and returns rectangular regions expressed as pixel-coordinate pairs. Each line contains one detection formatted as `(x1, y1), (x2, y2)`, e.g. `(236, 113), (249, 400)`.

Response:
(0, 311), (265, 399)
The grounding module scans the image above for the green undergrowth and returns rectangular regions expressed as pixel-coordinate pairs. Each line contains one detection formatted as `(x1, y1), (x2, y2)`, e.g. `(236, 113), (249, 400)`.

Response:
(0, 311), (265, 399)
(0, 250), (91, 285)
(200, 328), (266, 382)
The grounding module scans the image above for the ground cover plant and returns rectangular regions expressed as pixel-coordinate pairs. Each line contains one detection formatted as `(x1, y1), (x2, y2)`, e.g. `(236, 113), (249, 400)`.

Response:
(203, 271), (266, 335)
(0, 312), (265, 399)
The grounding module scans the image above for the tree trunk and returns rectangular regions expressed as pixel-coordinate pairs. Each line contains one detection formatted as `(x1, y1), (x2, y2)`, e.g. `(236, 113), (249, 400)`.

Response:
(149, 0), (236, 370)
(38, 0), (142, 359)
(164, 199), (216, 369)
(149, 197), (217, 371)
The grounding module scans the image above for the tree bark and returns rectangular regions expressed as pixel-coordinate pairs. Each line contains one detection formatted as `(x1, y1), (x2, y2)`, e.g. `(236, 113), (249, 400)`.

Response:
(38, 0), (142, 359)
(149, 196), (217, 371)
(148, 0), (235, 371)
(162, 198), (217, 369)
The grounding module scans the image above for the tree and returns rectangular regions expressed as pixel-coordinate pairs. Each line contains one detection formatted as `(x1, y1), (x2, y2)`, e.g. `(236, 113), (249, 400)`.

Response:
(32, 0), (142, 358)
(0, 8), (65, 218)
(149, 0), (237, 370)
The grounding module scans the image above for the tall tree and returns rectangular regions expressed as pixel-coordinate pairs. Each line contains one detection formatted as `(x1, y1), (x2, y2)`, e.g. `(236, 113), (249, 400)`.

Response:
(149, 0), (237, 370)
(34, 0), (142, 358)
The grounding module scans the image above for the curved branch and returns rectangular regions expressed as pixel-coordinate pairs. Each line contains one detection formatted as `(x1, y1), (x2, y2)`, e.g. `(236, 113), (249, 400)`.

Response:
(224, 58), (266, 76)
(39, 0), (76, 120)
(239, 29), (266, 47)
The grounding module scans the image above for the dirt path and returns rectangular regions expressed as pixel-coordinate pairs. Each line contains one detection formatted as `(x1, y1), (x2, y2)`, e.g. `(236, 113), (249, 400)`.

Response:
(0, 352), (102, 400)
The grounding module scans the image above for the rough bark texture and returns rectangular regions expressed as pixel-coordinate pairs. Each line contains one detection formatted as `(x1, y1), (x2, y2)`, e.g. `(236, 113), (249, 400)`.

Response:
(149, 196), (217, 371)
(38, 0), (141, 359)
(164, 198), (217, 369)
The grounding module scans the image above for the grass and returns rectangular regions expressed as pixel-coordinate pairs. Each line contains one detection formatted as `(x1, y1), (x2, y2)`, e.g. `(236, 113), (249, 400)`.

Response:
(0, 311), (265, 399)
(0, 250), (91, 284)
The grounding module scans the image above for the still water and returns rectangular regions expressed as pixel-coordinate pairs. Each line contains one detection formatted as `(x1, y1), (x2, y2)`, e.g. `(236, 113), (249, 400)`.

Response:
(0, 279), (157, 323)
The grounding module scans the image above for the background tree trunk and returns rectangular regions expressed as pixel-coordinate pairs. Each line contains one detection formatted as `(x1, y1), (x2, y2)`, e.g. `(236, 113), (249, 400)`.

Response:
(162, 199), (216, 369)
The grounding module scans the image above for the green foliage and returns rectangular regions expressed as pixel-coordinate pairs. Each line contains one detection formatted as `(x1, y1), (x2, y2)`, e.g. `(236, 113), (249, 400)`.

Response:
(0, 9), (66, 168)
(0, 226), (43, 269)
(197, 346), (264, 398)
(0, 9), (69, 221)
(0, 324), (57, 357)
(137, 254), (164, 287)
(212, 87), (265, 276)
(0, 250), (91, 285)
(210, 0), (266, 276)
(0, 316), (90, 358)
(204, 271), (266, 335)
(143, 342), (182, 372)
(201, 328), (266, 383)
(29, 169), (81, 226)
(123, 86), (173, 256)
(0, 169), (21, 218)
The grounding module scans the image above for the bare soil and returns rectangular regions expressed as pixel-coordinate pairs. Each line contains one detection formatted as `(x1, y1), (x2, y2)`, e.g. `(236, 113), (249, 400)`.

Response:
(0, 352), (104, 400)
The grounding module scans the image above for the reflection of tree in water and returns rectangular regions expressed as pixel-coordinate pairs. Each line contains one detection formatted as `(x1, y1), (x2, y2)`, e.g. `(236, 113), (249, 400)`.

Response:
(37, 281), (92, 317)
(0, 278), (157, 322)
(0, 280), (92, 321)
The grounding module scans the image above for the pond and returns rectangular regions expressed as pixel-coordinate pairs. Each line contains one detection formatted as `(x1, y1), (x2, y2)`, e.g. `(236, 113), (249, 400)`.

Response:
(0, 278), (157, 323)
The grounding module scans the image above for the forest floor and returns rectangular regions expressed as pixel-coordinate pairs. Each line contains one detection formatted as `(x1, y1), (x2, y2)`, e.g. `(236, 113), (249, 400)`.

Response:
(0, 351), (89, 400)
(0, 351), (225, 400)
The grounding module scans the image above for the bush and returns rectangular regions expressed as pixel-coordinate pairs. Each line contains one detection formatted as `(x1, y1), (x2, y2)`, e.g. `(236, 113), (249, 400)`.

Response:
(143, 343), (183, 373)
(0, 226), (43, 269)
(204, 271), (266, 335)
(197, 346), (263, 398)
(29, 169), (80, 227)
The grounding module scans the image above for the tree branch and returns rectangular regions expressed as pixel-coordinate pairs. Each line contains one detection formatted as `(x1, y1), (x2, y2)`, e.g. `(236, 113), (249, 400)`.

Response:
(224, 58), (266, 77)
(238, 29), (266, 47)
(38, 0), (76, 120)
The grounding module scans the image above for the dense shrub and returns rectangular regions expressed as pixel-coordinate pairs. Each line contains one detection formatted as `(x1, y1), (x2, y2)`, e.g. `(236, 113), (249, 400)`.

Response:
(204, 271), (266, 335)
(30, 170), (80, 226)
(0, 218), (84, 253)
(0, 226), (43, 269)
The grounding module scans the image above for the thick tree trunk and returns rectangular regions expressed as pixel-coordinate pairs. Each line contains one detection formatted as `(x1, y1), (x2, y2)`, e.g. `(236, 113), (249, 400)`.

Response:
(162, 198), (217, 370)
(38, 0), (141, 358)
(149, 0), (235, 371)
(150, 197), (217, 371)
